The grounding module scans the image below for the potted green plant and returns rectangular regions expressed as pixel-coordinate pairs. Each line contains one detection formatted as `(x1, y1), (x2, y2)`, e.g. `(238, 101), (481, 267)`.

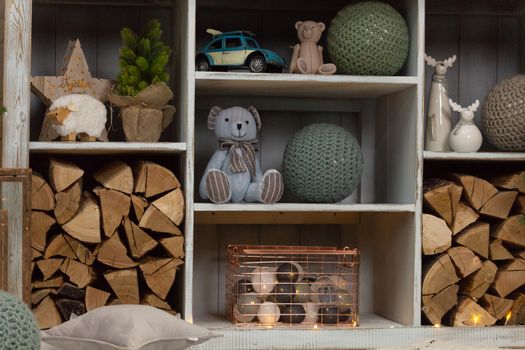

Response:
(109, 20), (175, 142)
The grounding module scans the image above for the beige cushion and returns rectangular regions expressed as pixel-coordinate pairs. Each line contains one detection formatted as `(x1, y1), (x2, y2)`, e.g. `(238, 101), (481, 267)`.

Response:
(41, 305), (218, 350)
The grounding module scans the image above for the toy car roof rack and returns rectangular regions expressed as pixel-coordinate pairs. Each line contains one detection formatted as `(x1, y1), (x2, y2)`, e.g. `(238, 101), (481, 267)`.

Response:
(206, 28), (256, 37)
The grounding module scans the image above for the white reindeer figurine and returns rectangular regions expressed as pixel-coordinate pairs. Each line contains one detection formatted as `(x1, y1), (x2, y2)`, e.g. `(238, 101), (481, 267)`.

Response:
(448, 99), (482, 153)
(424, 54), (456, 152)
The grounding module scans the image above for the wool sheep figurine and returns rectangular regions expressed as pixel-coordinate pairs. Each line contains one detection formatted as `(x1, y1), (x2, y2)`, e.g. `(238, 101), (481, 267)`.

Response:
(199, 106), (284, 204)
(45, 94), (107, 141)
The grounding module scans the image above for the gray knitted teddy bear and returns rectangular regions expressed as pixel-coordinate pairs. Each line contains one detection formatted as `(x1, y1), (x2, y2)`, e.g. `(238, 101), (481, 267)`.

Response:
(199, 106), (284, 204)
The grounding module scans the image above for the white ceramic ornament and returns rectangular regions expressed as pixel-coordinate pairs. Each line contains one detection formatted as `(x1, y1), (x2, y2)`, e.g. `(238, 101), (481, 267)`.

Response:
(234, 293), (259, 323)
(257, 302), (280, 326)
(448, 99), (483, 153)
(424, 54), (456, 152)
(302, 302), (319, 324)
(251, 267), (277, 295)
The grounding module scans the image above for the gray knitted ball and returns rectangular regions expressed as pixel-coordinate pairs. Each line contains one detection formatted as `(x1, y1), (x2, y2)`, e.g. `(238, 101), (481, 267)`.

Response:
(327, 1), (409, 75)
(282, 123), (363, 203)
(482, 75), (525, 151)
(0, 291), (41, 349)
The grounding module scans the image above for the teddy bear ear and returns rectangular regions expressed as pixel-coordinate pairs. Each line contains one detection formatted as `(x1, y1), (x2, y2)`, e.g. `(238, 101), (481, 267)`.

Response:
(207, 106), (222, 130)
(295, 21), (303, 30)
(318, 22), (326, 32)
(248, 106), (261, 130)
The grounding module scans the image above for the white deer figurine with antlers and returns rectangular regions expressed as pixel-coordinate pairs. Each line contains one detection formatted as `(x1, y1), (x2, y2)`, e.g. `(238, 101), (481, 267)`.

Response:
(424, 53), (456, 151)
(448, 99), (482, 152)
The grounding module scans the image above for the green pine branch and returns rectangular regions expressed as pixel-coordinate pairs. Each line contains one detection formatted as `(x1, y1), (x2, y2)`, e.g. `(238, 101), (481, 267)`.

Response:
(116, 19), (172, 96)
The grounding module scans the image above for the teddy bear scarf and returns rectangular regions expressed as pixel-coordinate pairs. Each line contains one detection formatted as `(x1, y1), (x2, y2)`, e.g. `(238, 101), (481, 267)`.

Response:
(219, 139), (259, 178)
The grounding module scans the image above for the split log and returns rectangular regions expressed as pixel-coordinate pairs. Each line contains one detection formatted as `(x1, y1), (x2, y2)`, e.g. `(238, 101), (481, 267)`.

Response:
(492, 258), (525, 297)
(131, 194), (148, 221)
(139, 205), (182, 235)
(422, 284), (458, 325)
(448, 246), (482, 278)
(492, 171), (525, 193)
(140, 258), (183, 300)
(423, 179), (457, 225)
(104, 268), (139, 304)
(32, 248), (42, 259)
(32, 173), (55, 211)
(422, 254), (459, 296)
(422, 214), (452, 255)
(99, 188), (130, 237)
(49, 158), (84, 192)
(134, 161), (180, 198)
(60, 259), (94, 288)
(97, 233), (138, 269)
(123, 217), (157, 259)
(455, 222), (489, 258)
(54, 179), (82, 224)
(33, 296), (62, 329)
(94, 160), (133, 194)
(31, 211), (55, 252)
(452, 202), (479, 235)
(33, 276), (64, 289)
(491, 215), (525, 248)
(480, 294), (513, 320)
(479, 191), (518, 219)
(508, 293), (525, 325)
(489, 240), (513, 261)
(451, 298), (497, 327)
(62, 192), (101, 244)
(160, 236), (185, 259)
(37, 258), (64, 281)
(143, 293), (171, 310)
(451, 174), (498, 211)
(56, 299), (86, 321)
(57, 282), (85, 300)
(516, 251), (525, 259)
(63, 235), (97, 265)
(152, 189), (185, 226)
(85, 286), (111, 312)
(31, 288), (54, 305)
(460, 260), (497, 299)
(44, 234), (76, 259)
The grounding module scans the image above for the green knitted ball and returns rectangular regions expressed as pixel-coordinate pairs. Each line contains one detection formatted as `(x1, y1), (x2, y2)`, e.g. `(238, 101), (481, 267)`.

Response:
(0, 291), (40, 349)
(327, 1), (409, 75)
(282, 123), (363, 203)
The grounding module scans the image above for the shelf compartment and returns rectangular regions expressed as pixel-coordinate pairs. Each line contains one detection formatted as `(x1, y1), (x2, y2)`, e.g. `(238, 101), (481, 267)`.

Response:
(194, 203), (416, 224)
(196, 72), (418, 99)
(29, 141), (187, 155)
(424, 151), (525, 161)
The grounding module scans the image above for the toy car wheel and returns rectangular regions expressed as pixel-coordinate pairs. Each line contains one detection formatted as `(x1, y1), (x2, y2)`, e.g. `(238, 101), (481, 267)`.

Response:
(196, 57), (211, 71)
(248, 55), (267, 73)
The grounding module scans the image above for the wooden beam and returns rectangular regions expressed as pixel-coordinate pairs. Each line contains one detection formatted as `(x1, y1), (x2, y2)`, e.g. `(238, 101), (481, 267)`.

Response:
(0, 209), (7, 290)
(0, 0), (32, 301)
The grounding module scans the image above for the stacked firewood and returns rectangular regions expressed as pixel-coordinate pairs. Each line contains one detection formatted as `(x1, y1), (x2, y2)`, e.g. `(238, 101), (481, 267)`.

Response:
(30, 158), (185, 329)
(422, 172), (525, 327)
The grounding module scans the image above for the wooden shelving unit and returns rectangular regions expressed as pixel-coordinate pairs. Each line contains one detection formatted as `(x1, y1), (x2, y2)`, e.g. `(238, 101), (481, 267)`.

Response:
(1, 0), (524, 349)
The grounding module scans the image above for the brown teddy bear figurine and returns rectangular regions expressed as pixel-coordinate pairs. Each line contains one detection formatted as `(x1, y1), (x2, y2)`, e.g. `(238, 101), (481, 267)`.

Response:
(289, 21), (337, 75)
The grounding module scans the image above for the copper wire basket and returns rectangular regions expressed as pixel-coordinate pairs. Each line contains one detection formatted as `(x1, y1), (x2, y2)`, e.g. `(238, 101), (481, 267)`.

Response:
(226, 245), (359, 328)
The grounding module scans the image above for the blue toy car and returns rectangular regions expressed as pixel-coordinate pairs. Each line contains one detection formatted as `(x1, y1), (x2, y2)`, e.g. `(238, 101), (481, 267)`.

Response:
(196, 29), (286, 73)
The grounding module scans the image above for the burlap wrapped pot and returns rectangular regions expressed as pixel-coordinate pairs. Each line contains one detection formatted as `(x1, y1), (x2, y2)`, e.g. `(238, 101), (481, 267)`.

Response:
(109, 82), (176, 142)
(482, 75), (525, 151)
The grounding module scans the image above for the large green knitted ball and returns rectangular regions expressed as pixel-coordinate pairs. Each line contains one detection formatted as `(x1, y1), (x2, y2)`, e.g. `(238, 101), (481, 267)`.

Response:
(327, 1), (409, 75)
(0, 291), (40, 349)
(282, 123), (363, 203)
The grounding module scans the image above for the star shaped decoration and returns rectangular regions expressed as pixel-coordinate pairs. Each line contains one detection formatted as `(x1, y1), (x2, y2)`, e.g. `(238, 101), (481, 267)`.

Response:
(31, 39), (112, 106)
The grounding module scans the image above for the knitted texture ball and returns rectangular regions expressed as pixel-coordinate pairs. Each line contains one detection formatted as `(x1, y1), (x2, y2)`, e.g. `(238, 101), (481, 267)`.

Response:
(0, 291), (40, 349)
(282, 123), (363, 203)
(327, 1), (409, 75)
(482, 75), (525, 151)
